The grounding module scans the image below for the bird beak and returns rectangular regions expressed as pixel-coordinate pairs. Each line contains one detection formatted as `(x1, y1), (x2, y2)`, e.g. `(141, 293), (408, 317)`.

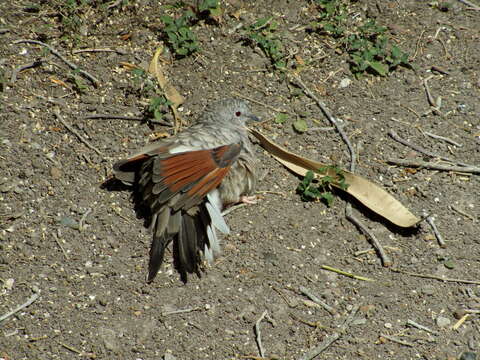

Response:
(247, 114), (261, 123)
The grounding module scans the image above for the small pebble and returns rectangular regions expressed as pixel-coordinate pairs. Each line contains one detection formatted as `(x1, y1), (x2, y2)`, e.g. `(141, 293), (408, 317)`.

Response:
(50, 167), (62, 179)
(459, 352), (477, 360)
(436, 316), (451, 328)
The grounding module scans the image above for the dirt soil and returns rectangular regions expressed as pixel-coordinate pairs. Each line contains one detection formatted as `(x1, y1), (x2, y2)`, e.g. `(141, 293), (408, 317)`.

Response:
(1, 1), (480, 359)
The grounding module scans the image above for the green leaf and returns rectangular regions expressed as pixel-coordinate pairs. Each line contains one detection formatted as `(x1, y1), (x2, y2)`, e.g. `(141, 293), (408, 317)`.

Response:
(368, 61), (388, 76)
(293, 119), (308, 133)
(274, 113), (288, 124)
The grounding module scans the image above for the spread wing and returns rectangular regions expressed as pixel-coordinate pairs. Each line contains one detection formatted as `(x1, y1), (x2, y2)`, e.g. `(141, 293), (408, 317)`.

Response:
(113, 142), (242, 282)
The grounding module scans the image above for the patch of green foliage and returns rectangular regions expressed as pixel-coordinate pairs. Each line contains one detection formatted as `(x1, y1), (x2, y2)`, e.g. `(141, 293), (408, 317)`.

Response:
(345, 19), (410, 78)
(297, 167), (348, 207)
(160, 11), (199, 57)
(159, 0), (222, 57)
(245, 17), (286, 70)
(131, 68), (171, 122)
(309, 0), (410, 78)
(198, 0), (221, 18)
(147, 96), (172, 122)
(309, 0), (348, 37)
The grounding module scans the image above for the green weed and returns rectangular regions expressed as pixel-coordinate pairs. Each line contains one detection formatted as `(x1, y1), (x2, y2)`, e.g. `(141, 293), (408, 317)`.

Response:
(160, 11), (199, 57)
(309, 0), (410, 78)
(297, 166), (348, 207)
(309, 0), (347, 37)
(345, 19), (410, 78)
(245, 18), (286, 70)
(130, 68), (171, 122)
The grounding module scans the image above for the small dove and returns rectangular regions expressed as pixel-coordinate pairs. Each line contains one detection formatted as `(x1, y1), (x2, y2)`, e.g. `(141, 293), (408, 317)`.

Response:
(113, 98), (259, 282)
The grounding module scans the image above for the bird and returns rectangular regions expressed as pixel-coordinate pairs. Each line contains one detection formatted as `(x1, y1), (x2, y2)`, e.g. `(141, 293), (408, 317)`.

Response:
(113, 98), (259, 282)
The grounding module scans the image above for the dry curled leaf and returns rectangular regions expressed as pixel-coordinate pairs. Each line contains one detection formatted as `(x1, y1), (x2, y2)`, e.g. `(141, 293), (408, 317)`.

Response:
(148, 46), (185, 130)
(250, 128), (420, 228)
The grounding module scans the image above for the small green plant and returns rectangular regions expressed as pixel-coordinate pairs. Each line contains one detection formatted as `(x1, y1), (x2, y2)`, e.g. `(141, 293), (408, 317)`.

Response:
(160, 11), (199, 57)
(245, 18), (286, 70)
(344, 19), (410, 78)
(197, 0), (221, 19)
(297, 166), (348, 207)
(147, 96), (172, 122)
(130, 68), (171, 122)
(309, 0), (347, 37)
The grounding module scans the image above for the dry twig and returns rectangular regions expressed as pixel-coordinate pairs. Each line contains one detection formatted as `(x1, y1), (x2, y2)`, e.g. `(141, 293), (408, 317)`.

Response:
(380, 334), (414, 347)
(54, 110), (104, 157)
(13, 39), (99, 86)
(424, 132), (462, 147)
(255, 310), (268, 359)
(391, 268), (480, 285)
(387, 159), (480, 174)
(161, 307), (200, 316)
(298, 305), (359, 360)
(345, 208), (393, 267)
(72, 48), (127, 55)
(84, 114), (170, 126)
(388, 130), (472, 167)
(456, 0), (480, 10)
(321, 265), (374, 282)
(299, 286), (336, 315)
(406, 319), (439, 335)
(11, 60), (43, 83)
(424, 215), (446, 248)
(0, 289), (41, 324)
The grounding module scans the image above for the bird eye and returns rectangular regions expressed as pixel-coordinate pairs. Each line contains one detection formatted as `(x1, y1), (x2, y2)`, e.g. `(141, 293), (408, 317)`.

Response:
(235, 111), (241, 117)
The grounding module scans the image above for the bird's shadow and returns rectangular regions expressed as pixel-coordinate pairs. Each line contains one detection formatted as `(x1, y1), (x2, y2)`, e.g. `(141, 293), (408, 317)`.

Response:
(101, 177), (153, 229)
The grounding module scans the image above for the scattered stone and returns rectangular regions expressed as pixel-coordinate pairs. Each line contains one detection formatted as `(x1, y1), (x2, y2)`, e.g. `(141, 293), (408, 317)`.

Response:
(436, 316), (451, 328)
(99, 327), (119, 352)
(459, 351), (477, 360)
(164, 353), (177, 360)
(60, 216), (79, 230)
(421, 284), (436, 296)
(339, 78), (352, 88)
(50, 167), (62, 179)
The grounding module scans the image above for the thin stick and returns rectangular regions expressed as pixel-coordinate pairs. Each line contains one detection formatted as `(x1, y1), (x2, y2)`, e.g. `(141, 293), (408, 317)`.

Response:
(387, 158), (480, 174)
(423, 76), (437, 108)
(11, 60), (43, 83)
(222, 203), (247, 216)
(0, 291), (40, 323)
(452, 314), (469, 330)
(83, 114), (170, 126)
(54, 110), (104, 157)
(380, 334), (414, 347)
(161, 307), (200, 316)
(292, 75), (356, 171)
(299, 286), (337, 315)
(450, 205), (475, 221)
(321, 265), (375, 282)
(255, 310), (268, 358)
(391, 268), (480, 285)
(307, 126), (341, 132)
(345, 208), (393, 267)
(424, 132), (462, 147)
(406, 319), (439, 335)
(388, 130), (471, 167)
(424, 215), (446, 248)
(52, 233), (69, 259)
(79, 208), (92, 232)
(456, 0), (480, 10)
(232, 91), (293, 115)
(72, 48), (127, 55)
(298, 305), (359, 360)
(12, 39), (99, 86)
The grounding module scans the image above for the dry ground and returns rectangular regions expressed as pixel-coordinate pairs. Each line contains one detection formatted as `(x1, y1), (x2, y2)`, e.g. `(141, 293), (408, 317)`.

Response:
(1, 1), (479, 359)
